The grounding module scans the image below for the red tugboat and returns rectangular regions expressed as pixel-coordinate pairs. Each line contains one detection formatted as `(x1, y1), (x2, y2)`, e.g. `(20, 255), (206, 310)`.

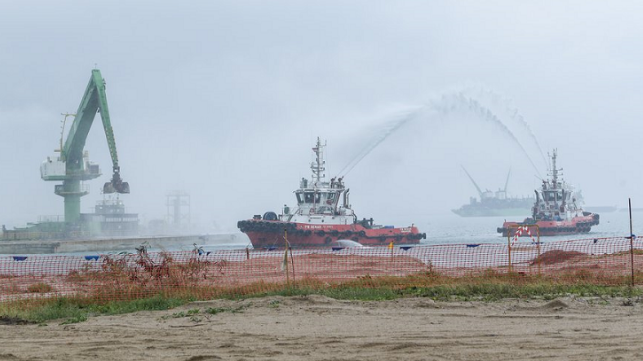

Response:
(497, 149), (599, 237)
(238, 138), (426, 248)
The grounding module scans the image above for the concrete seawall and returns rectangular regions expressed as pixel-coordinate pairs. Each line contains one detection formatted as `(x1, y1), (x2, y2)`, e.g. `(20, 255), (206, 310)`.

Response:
(0, 233), (250, 254)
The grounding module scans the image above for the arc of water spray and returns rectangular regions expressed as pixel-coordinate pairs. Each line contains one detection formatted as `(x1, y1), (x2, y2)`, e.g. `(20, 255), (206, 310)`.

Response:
(437, 93), (543, 178)
(338, 91), (543, 178)
(337, 107), (425, 177)
(511, 110), (547, 167)
(463, 86), (548, 168)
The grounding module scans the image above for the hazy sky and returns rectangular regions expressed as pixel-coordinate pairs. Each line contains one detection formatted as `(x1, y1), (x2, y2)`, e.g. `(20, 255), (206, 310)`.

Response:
(2, 1), (642, 232)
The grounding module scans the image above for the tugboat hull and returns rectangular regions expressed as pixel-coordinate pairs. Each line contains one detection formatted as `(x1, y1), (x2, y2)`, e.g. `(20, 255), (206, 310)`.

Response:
(238, 220), (425, 249)
(497, 213), (600, 237)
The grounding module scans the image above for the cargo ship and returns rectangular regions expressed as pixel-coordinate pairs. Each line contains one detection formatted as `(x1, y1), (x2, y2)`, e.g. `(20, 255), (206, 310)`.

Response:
(237, 138), (426, 248)
(497, 149), (599, 237)
(452, 167), (534, 217)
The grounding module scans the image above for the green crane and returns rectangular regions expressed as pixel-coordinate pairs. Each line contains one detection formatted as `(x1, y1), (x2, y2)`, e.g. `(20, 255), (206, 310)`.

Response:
(40, 69), (130, 224)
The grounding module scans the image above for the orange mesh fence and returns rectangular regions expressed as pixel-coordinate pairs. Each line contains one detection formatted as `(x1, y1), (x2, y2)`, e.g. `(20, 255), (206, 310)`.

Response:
(1, 236), (641, 304)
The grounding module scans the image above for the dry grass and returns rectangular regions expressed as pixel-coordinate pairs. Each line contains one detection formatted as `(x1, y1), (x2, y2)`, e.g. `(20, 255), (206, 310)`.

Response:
(532, 250), (586, 265)
(26, 283), (54, 294)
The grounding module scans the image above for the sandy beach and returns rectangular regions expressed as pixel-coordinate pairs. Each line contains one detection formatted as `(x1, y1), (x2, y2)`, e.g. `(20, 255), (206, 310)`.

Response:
(2, 295), (643, 361)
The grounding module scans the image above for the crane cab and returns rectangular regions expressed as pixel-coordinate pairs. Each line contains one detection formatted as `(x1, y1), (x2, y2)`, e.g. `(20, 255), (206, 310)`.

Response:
(40, 151), (101, 181)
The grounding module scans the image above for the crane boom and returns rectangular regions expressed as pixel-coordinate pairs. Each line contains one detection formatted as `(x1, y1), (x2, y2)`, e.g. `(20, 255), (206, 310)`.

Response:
(461, 165), (484, 198)
(63, 69), (129, 194)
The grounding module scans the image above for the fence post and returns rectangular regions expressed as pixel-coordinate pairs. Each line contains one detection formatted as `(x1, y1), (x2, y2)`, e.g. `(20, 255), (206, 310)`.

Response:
(535, 225), (541, 276)
(507, 228), (512, 273)
(283, 228), (289, 285)
(629, 198), (634, 287)
(289, 242), (296, 284)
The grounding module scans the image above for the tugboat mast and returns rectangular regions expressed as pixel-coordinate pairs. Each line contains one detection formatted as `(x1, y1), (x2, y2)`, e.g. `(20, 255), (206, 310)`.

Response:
(311, 137), (326, 185)
(549, 148), (561, 189)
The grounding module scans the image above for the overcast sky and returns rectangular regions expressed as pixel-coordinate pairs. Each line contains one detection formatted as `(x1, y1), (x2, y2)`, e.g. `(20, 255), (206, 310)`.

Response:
(1, 1), (642, 232)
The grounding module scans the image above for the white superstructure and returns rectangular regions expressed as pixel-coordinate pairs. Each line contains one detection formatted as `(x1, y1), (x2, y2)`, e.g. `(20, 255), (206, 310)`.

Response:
(282, 138), (356, 225)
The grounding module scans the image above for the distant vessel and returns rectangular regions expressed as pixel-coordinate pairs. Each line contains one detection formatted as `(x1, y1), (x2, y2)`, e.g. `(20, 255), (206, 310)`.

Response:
(452, 167), (534, 217)
(237, 138), (426, 248)
(497, 149), (599, 237)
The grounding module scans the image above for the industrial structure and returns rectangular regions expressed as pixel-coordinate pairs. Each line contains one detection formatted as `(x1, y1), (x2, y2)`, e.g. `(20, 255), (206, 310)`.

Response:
(166, 191), (191, 229)
(452, 167), (534, 217)
(3, 69), (136, 240)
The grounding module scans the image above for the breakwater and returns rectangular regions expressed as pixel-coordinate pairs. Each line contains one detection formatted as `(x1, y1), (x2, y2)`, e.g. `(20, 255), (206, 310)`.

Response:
(0, 233), (248, 254)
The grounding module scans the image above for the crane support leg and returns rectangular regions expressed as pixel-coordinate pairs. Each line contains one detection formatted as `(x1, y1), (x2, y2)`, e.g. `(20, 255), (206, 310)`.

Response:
(55, 179), (89, 223)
